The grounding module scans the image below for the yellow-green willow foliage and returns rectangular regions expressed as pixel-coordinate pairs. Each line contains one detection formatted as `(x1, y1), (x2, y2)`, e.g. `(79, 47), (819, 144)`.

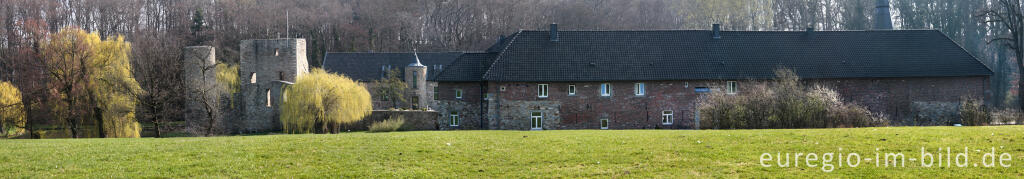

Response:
(280, 68), (372, 133)
(216, 63), (240, 107)
(216, 63), (240, 94)
(0, 81), (25, 137)
(87, 33), (142, 138)
(41, 28), (141, 138)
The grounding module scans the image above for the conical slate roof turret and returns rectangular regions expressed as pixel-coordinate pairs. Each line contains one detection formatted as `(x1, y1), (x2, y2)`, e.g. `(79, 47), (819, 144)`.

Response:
(409, 49), (425, 67)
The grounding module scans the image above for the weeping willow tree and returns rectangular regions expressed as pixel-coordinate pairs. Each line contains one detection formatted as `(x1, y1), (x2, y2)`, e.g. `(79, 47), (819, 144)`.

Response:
(87, 34), (142, 138)
(280, 68), (372, 133)
(0, 81), (25, 137)
(38, 28), (141, 138)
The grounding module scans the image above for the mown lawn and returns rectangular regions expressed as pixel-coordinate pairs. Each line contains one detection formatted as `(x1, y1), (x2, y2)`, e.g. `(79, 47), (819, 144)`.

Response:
(1, 126), (1024, 178)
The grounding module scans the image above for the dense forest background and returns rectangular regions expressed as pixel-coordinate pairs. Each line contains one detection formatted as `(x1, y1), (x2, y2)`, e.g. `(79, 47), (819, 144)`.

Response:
(0, 0), (1016, 109)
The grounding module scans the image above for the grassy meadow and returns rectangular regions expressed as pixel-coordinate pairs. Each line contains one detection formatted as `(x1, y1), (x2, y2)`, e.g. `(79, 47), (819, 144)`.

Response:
(1, 126), (1023, 178)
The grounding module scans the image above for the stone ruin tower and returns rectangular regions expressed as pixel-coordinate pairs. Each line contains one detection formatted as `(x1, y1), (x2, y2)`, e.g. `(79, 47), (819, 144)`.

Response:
(238, 38), (308, 133)
(181, 46), (218, 128)
(405, 52), (429, 108)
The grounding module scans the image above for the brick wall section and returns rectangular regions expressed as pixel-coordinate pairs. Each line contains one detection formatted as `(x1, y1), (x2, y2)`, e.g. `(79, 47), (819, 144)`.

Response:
(812, 76), (988, 125)
(435, 76), (988, 130)
(339, 110), (439, 131)
(490, 81), (733, 130)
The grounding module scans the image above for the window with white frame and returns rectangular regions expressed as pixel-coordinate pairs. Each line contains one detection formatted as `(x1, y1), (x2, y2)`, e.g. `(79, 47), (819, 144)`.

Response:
(433, 87), (439, 100)
(600, 118), (609, 129)
(455, 89), (463, 99)
(635, 82), (645, 96)
(538, 84), (548, 98)
(726, 81), (738, 94)
(600, 83), (612, 96)
(662, 110), (674, 125)
(568, 84), (576, 96)
(531, 112), (543, 130)
(449, 112), (460, 126)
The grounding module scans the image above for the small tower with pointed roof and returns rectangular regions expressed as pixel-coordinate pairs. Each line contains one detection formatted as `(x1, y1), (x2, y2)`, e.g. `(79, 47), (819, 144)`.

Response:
(405, 49), (429, 109)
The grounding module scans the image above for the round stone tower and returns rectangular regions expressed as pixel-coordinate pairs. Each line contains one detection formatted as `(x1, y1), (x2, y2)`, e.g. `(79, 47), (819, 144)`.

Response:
(405, 51), (428, 109)
(182, 46), (218, 126)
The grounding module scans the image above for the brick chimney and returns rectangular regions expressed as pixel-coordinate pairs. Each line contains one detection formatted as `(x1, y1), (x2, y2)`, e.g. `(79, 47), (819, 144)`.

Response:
(712, 24), (721, 39)
(873, 0), (893, 30)
(550, 23), (558, 42)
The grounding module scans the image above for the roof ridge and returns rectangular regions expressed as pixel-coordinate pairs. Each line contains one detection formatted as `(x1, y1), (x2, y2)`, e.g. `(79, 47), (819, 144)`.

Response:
(482, 31), (522, 81)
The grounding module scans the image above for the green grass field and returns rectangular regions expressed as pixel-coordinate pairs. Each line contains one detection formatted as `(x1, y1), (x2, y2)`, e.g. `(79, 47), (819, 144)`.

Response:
(2, 126), (1024, 178)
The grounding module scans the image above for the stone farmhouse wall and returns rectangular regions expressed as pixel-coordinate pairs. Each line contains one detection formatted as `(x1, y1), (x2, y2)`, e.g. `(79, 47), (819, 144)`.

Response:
(433, 76), (989, 130)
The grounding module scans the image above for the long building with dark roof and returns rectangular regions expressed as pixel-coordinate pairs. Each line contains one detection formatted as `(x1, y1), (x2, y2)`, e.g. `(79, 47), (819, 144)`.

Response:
(430, 22), (991, 130)
(325, 1), (991, 130)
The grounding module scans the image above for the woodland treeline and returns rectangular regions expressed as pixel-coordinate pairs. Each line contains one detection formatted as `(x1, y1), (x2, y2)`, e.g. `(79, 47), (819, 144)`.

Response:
(0, 0), (1020, 137)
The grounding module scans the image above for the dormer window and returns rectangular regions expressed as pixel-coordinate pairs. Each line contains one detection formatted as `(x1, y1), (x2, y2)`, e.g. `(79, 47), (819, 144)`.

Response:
(274, 48), (280, 56)
(249, 72), (256, 84)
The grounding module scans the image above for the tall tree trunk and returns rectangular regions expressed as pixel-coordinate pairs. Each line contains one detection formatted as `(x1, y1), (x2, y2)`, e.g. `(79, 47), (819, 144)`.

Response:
(154, 120), (162, 138)
(1016, 49), (1023, 113)
(93, 106), (105, 138)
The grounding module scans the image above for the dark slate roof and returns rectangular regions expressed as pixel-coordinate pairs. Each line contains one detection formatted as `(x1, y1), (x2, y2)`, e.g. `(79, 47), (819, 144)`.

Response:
(432, 53), (498, 82)
(473, 30), (991, 82)
(321, 52), (463, 81)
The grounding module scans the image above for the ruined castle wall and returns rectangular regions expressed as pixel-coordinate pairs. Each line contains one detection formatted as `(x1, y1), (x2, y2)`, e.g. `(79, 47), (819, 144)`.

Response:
(238, 39), (307, 133)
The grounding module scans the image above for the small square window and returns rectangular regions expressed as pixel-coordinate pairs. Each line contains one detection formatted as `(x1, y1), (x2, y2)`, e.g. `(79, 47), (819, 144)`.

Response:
(538, 84), (548, 98)
(635, 82), (645, 96)
(600, 118), (609, 129)
(455, 89), (463, 99)
(568, 84), (576, 96)
(600, 83), (612, 96)
(726, 81), (738, 94)
(449, 112), (460, 126)
(662, 110), (674, 125)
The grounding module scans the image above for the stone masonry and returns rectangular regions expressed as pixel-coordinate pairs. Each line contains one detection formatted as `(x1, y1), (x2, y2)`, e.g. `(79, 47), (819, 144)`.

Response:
(238, 38), (308, 133)
(181, 46), (218, 127)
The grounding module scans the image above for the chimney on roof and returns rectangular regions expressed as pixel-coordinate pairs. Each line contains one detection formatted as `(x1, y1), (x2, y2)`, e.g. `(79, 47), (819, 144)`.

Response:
(712, 24), (721, 39)
(873, 0), (893, 30)
(550, 23), (558, 42)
